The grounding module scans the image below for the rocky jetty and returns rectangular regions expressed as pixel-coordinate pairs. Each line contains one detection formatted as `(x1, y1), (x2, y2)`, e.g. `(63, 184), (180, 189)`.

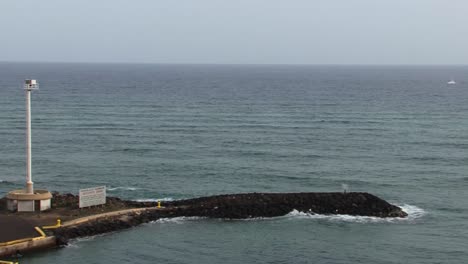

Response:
(168, 192), (406, 218)
(51, 192), (406, 244)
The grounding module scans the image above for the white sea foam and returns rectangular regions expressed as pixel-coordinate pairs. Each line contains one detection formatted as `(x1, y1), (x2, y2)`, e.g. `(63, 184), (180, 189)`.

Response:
(134, 197), (174, 202)
(65, 234), (106, 248)
(64, 243), (81, 249)
(147, 204), (425, 224)
(151, 216), (205, 224)
(284, 204), (426, 224)
(398, 204), (427, 220)
(107, 186), (140, 191)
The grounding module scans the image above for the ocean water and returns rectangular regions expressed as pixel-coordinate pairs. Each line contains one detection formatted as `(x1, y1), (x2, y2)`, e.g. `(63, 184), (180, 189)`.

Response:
(0, 63), (467, 263)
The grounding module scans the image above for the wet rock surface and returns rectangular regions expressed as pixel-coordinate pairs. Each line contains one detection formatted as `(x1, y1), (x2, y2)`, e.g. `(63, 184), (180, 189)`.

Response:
(168, 192), (407, 218)
(51, 192), (407, 243)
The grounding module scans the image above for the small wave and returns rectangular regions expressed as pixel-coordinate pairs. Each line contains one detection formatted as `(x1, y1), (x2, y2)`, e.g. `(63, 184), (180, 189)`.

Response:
(284, 204), (426, 223)
(107, 186), (140, 191)
(0, 180), (15, 185)
(65, 234), (108, 248)
(65, 243), (81, 249)
(235, 216), (280, 222)
(120, 148), (154, 153)
(151, 216), (205, 224)
(134, 198), (174, 202)
(398, 204), (426, 220)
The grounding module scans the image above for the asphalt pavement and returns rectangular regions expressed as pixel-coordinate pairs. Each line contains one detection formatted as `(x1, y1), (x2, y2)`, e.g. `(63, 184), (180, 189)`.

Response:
(0, 215), (39, 243)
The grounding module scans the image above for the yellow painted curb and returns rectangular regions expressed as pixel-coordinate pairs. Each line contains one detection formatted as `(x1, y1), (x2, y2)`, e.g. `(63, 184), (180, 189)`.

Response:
(0, 260), (19, 264)
(35, 227), (46, 238)
(0, 226), (46, 247)
(0, 238), (32, 247)
(0, 236), (56, 259)
(61, 207), (155, 227)
(42, 219), (61, 230)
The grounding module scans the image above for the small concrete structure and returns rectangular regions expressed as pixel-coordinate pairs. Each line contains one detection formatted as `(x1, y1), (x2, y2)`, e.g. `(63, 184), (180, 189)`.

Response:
(6, 189), (52, 212)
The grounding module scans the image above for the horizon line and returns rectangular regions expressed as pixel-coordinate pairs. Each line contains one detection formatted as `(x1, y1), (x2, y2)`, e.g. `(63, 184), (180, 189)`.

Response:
(1, 60), (467, 67)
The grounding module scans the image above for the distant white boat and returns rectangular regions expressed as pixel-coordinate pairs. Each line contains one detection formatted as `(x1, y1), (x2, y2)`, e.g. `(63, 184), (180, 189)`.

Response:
(447, 79), (456, 85)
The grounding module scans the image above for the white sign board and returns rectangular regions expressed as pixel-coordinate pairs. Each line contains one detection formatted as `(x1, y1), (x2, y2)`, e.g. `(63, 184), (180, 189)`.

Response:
(79, 186), (106, 208)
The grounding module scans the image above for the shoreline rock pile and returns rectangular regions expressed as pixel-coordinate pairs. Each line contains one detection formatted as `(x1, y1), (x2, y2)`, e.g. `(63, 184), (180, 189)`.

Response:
(51, 192), (407, 244)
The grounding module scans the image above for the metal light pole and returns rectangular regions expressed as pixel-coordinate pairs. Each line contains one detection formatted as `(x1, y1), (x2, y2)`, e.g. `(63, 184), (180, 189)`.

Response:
(5, 79), (51, 212)
(24, 79), (38, 194)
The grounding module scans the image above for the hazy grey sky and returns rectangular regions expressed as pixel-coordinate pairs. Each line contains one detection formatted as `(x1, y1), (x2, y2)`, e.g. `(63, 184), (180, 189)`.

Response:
(1, 0), (467, 64)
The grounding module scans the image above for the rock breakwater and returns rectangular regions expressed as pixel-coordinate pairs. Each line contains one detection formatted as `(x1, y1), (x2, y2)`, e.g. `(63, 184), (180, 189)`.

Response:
(51, 192), (406, 243)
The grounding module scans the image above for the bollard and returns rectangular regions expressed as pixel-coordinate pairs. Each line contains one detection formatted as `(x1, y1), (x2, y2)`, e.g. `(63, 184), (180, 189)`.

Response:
(157, 201), (161, 208)
(57, 219), (61, 227)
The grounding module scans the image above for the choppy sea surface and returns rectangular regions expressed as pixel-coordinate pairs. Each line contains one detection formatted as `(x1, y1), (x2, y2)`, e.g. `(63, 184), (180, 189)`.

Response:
(0, 63), (467, 263)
